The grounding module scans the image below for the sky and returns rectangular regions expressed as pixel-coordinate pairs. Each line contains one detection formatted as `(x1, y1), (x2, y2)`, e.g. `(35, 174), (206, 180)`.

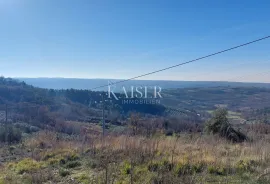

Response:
(0, 0), (270, 82)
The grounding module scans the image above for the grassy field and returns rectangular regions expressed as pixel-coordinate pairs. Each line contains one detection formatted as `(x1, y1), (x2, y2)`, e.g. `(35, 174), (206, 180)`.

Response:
(0, 129), (269, 184)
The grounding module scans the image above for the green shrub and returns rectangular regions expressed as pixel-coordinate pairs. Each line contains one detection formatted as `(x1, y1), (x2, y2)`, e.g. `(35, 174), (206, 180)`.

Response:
(75, 174), (90, 184)
(43, 150), (79, 167)
(8, 158), (44, 174)
(59, 169), (70, 177)
(160, 160), (173, 171)
(191, 162), (204, 173)
(205, 108), (247, 142)
(59, 158), (66, 165)
(14, 123), (40, 134)
(0, 125), (22, 143)
(147, 160), (173, 172)
(66, 153), (79, 161)
(207, 165), (226, 175)
(122, 161), (131, 175)
(65, 161), (81, 168)
(86, 159), (100, 169)
(235, 160), (255, 173)
(47, 158), (59, 165)
(174, 163), (192, 176)
(43, 152), (56, 160)
(148, 161), (160, 172)
(173, 162), (204, 176)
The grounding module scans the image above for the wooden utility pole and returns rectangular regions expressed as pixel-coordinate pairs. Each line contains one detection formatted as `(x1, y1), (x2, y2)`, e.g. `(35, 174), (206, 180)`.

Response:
(5, 104), (7, 123)
(102, 94), (105, 137)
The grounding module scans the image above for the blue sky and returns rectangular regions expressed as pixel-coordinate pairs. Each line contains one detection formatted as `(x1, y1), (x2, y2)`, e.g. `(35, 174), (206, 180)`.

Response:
(0, 0), (270, 82)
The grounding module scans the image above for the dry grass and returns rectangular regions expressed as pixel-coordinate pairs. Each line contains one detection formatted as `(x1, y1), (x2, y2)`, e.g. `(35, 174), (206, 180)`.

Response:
(0, 130), (269, 183)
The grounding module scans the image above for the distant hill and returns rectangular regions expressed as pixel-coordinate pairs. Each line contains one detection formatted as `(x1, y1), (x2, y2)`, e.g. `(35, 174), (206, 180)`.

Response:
(17, 78), (270, 91)
(2, 77), (270, 124)
(0, 77), (166, 117)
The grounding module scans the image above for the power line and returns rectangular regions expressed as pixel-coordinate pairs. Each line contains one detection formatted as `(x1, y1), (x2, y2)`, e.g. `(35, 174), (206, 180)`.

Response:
(91, 35), (270, 90)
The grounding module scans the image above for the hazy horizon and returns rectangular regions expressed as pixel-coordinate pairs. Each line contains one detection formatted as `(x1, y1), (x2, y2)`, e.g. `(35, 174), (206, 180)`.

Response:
(12, 77), (270, 92)
(10, 76), (270, 84)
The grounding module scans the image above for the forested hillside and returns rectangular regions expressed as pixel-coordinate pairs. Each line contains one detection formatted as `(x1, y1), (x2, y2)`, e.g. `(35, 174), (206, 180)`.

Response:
(0, 77), (166, 118)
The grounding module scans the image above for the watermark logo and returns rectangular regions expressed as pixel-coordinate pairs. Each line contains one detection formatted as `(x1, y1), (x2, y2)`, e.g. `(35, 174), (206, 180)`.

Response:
(107, 81), (162, 104)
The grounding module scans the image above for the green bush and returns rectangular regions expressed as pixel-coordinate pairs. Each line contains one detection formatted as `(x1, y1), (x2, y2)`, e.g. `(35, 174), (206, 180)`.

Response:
(235, 160), (255, 173)
(148, 161), (160, 172)
(122, 161), (131, 175)
(14, 123), (40, 134)
(65, 161), (81, 168)
(8, 158), (44, 174)
(43, 152), (56, 160)
(174, 163), (192, 176)
(190, 162), (204, 173)
(147, 160), (173, 172)
(86, 159), (100, 169)
(66, 153), (79, 161)
(205, 109), (247, 142)
(75, 174), (91, 184)
(59, 169), (70, 177)
(59, 158), (66, 165)
(160, 160), (173, 171)
(0, 125), (22, 143)
(174, 162), (205, 176)
(207, 165), (227, 175)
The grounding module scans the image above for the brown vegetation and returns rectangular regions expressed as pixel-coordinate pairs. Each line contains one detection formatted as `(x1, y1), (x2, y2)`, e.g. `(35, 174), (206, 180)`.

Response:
(0, 124), (269, 184)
